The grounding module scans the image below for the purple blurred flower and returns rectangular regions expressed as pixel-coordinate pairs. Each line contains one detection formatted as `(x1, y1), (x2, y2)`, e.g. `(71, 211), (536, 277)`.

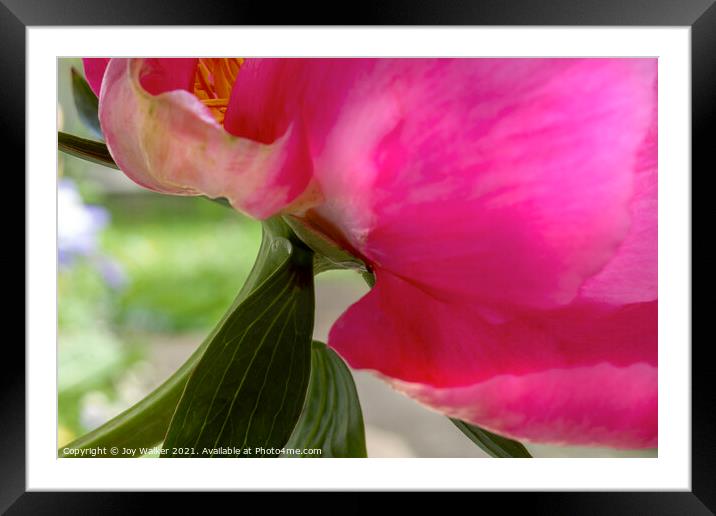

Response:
(97, 257), (128, 289)
(58, 178), (108, 266)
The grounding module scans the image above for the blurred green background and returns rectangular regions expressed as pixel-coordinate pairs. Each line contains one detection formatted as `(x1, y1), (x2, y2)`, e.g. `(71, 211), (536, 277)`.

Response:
(57, 58), (655, 458)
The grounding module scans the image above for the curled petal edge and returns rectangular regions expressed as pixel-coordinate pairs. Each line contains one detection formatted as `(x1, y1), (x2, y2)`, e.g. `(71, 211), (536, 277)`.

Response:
(99, 58), (319, 219)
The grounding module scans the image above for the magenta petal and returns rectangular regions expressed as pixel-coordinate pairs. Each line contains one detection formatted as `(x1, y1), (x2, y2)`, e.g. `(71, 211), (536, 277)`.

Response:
(311, 59), (657, 311)
(394, 362), (657, 449)
(83, 58), (196, 97)
(136, 58), (198, 95)
(82, 58), (110, 97)
(578, 104), (658, 305)
(224, 58), (371, 144)
(97, 58), (315, 218)
(223, 58), (308, 142)
(329, 270), (657, 448)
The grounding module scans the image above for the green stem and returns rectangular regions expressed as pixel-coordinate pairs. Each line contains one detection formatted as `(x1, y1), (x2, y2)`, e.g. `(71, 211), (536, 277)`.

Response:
(59, 217), (294, 457)
(58, 132), (118, 169)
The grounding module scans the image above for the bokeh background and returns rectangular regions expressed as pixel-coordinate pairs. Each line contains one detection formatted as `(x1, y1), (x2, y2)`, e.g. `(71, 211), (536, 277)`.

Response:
(58, 58), (656, 458)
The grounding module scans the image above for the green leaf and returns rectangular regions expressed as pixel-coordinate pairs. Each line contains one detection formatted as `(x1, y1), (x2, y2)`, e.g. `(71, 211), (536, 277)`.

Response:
(70, 67), (103, 138)
(285, 341), (367, 457)
(58, 131), (117, 169)
(58, 218), (310, 458)
(450, 418), (532, 458)
(162, 229), (315, 457)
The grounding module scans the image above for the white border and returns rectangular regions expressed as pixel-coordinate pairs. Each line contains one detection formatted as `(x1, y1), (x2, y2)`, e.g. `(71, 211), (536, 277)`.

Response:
(27, 27), (691, 490)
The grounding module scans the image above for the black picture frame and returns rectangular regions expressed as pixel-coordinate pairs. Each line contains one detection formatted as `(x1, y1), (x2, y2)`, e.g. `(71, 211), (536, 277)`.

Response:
(6, 0), (711, 512)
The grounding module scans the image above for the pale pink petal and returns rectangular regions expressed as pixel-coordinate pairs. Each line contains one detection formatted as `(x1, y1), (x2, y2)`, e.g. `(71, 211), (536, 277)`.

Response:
(82, 58), (110, 97)
(329, 270), (657, 448)
(98, 58), (315, 218)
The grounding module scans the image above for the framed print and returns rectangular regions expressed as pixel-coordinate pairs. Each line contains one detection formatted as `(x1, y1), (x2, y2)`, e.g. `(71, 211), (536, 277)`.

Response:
(7, 0), (712, 511)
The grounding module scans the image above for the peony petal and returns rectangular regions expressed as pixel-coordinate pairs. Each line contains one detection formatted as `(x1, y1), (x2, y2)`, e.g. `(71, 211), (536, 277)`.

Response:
(224, 58), (374, 146)
(225, 59), (414, 245)
(330, 271), (657, 386)
(393, 362), (657, 449)
(328, 270), (656, 448)
(578, 96), (658, 305)
(98, 58), (315, 218)
(82, 58), (110, 97)
(135, 58), (197, 95)
(307, 59), (657, 311)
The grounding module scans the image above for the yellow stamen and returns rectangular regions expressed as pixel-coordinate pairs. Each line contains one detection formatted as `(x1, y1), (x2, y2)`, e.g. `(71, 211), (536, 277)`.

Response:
(196, 62), (213, 95)
(202, 99), (230, 107)
(228, 59), (240, 77)
(192, 58), (244, 124)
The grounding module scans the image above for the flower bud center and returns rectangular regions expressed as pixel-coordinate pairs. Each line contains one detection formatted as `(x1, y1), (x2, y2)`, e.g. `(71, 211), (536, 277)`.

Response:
(192, 58), (244, 125)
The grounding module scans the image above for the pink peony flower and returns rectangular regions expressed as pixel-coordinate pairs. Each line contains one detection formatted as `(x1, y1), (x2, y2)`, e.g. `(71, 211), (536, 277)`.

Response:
(85, 58), (657, 449)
